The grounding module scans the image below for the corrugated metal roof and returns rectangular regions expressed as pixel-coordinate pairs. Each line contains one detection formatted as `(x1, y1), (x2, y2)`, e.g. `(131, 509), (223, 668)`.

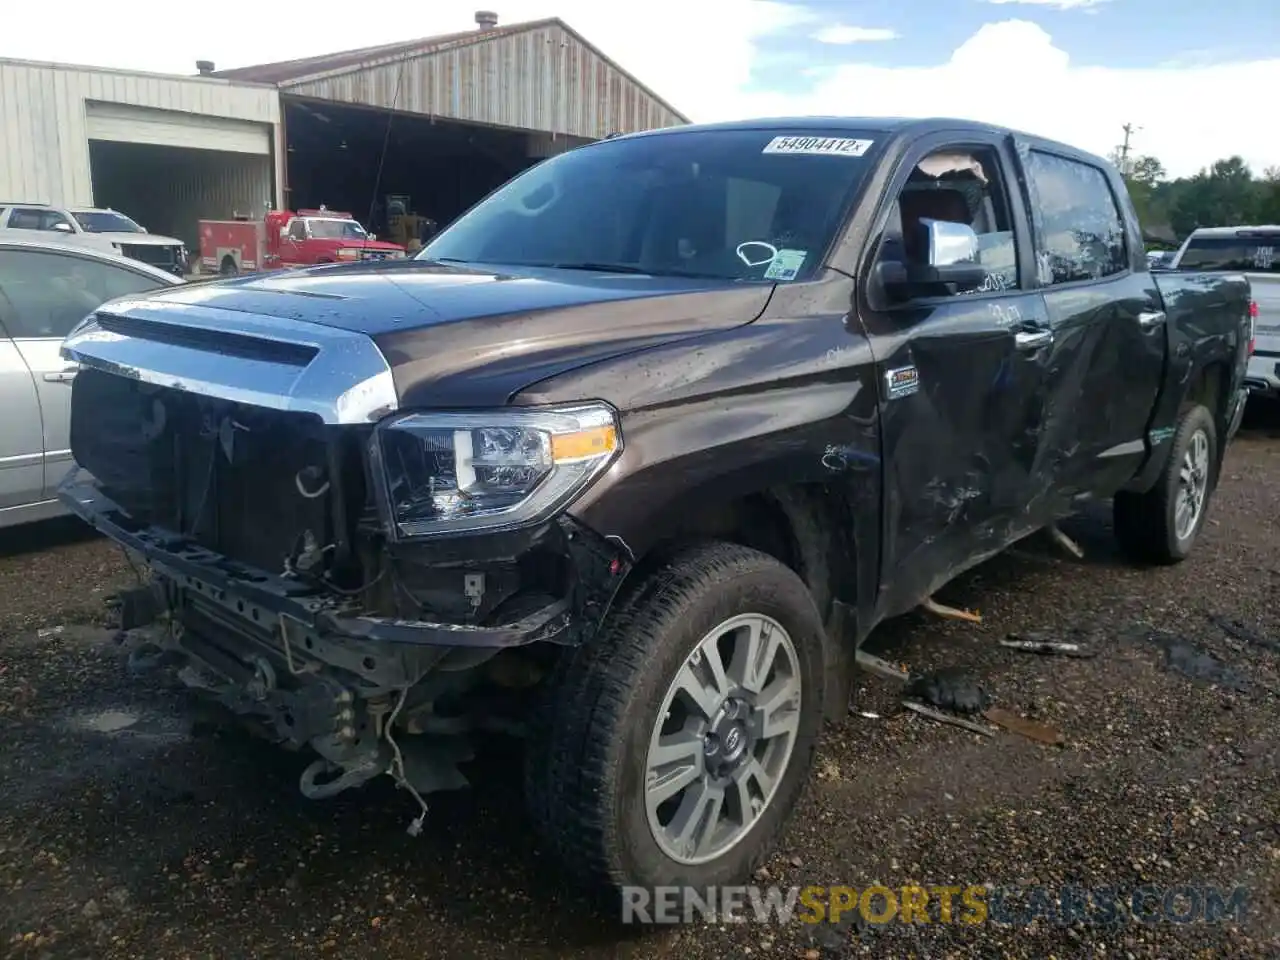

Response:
(212, 20), (543, 84)
(212, 17), (689, 125)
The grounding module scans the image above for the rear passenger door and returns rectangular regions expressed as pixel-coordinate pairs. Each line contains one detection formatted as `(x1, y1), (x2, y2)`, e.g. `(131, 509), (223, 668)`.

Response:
(0, 248), (173, 495)
(1014, 143), (1165, 498)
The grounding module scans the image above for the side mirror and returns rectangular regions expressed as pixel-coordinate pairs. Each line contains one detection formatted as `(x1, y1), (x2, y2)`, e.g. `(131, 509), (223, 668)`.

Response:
(280, 227), (290, 240)
(52, 221), (74, 234)
(909, 218), (988, 288)
(924, 218), (979, 268)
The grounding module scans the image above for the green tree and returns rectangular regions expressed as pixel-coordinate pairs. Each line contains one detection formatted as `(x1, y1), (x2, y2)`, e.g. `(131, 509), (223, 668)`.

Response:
(1116, 153), (1278, 241)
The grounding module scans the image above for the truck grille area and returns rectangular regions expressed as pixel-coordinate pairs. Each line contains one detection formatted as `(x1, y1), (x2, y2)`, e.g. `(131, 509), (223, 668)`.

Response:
(70, 367), (344, 574)
(119, 243), (179, 268)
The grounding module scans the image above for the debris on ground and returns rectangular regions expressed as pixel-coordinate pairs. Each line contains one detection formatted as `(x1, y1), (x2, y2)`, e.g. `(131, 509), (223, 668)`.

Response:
(1045, 523), (1085, 559)
(905, 667), (990, 714)
(1140, 629), (1252, 693)
(1000, 632), (1098, 658)
(920, 596), (983, 623)
(855, 650), (909, 683)
(982, 707), (1064, 745)
(1208, 614), (1280, 653)
(901, 700), (997, 736)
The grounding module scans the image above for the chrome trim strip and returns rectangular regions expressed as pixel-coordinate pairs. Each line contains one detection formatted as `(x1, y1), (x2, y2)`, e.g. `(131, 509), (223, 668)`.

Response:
(0, 451), (43, 468)
(60, 298), (400, 424)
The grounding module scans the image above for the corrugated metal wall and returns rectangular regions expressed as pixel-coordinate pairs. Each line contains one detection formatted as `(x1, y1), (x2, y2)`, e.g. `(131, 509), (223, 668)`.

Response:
(89, 142), (273, 252)
(283, 23), (686, 140)
(0, 59), (281, 208)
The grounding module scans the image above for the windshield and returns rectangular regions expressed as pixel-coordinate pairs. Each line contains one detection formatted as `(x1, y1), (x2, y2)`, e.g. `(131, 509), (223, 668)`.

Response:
(1177, 233), (1280, 273)
(73, 211), (144, 233)
(418, 129), (880, 282)
(308, 218), (368, 240)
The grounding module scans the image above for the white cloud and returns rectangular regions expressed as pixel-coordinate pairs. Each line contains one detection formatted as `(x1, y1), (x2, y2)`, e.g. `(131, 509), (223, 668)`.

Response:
(708, 19), (1279, 178)
(983, 0), (1112, 9)
(812, 25), (900, 44)
(1, 2), (1276, 178)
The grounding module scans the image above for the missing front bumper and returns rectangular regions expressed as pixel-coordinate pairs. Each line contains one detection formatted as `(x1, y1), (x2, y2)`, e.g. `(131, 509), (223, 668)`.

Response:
(59, 469), (580, 653)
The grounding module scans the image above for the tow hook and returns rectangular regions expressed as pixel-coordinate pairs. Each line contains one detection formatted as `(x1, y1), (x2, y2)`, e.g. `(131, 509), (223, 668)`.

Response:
(299, 756), (386, 800)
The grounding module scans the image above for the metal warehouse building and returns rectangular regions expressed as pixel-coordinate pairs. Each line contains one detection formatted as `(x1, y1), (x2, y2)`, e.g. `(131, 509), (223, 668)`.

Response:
(0, 11), (687, 253)
(0, 59), (281, 251)
(214, 11), (689, 230)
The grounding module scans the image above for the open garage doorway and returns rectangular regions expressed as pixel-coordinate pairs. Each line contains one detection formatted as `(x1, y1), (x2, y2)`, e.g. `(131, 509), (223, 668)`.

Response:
(283, 97), (591, 245)
(89, 141), (275, 255)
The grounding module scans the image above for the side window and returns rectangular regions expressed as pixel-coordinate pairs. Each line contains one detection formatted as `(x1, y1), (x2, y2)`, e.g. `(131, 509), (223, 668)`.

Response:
(878, 146), (1019, 297)
(1025, 151), (1128, 285)
(8, 208), (47, 230)
(0, 250), (167, 339)
(289, 220), (307, 241)
(42, 211), (74, 232)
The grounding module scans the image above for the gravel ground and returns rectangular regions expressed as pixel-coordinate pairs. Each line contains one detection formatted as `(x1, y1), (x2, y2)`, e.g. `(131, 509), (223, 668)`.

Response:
(2, 407), (1279, 960)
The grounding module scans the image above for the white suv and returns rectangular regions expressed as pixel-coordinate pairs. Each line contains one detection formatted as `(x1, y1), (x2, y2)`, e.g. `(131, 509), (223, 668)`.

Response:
(0, 202), (188, 277)
(1171, 226), (1277, 399)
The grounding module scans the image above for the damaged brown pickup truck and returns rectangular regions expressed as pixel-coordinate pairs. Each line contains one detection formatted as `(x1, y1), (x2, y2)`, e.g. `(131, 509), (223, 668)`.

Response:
(58, 117), (1253, 902)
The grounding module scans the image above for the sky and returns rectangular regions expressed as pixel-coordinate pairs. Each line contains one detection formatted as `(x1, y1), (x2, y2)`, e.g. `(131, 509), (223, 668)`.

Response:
(4, 0), (1278, 178)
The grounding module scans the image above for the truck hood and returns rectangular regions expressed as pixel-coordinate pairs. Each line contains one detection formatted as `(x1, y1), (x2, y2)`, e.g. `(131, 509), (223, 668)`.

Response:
(137, 259), (776, 407)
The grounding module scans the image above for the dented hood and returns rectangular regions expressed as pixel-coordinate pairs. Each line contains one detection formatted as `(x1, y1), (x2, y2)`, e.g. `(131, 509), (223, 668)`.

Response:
(140, 259), (776, 406)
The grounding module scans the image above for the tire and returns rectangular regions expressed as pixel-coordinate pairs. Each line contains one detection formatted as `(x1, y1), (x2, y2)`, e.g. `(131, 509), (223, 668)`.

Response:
(1114, 404), (1218, 564)
(524, 541), (826, 904)
(219, 256), (238, 277)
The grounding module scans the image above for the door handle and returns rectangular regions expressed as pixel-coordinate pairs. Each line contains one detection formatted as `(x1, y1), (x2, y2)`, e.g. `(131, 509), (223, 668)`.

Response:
(1014, 329), (1053, 351)
(1137, 310), (1166, 328)
(43, 363), (80, 384)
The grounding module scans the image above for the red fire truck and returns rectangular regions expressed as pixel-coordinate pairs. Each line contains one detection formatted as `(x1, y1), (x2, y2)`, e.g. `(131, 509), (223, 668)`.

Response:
(197, 207), (407, 276)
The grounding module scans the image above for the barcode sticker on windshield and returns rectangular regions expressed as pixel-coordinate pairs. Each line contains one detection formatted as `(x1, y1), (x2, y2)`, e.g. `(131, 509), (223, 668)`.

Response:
(762, 136), (874, 158)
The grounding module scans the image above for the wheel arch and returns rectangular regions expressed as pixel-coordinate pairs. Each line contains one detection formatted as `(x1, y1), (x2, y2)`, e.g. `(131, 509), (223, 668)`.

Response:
(1181, 359), (1232, 477)
(608, 483), (865, 721)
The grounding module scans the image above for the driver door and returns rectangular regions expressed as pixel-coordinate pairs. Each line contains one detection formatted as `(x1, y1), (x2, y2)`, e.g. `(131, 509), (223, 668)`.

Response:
(280, 219), (307, 266)
(856, 132), (1056, 618)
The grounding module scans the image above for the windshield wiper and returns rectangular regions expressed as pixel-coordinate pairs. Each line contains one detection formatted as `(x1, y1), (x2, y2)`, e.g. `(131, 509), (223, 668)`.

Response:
(547, 261), (653, 275)
(546, 261), (731, 280)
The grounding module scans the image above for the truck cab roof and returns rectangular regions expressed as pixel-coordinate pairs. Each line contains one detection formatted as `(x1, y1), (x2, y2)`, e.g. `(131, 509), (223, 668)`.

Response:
(609, 115), (1112, 168)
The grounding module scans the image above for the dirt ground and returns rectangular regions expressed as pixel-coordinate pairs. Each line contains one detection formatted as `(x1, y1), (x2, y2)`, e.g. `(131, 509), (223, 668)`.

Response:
(2, 407), (1279, 960)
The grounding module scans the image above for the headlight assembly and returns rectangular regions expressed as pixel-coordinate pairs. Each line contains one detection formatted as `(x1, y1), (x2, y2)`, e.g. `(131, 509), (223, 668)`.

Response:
(370, 404), (620, 539)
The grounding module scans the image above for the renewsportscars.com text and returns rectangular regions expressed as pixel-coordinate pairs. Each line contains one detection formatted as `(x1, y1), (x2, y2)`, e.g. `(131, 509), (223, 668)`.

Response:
(621, 883), (1250, 927)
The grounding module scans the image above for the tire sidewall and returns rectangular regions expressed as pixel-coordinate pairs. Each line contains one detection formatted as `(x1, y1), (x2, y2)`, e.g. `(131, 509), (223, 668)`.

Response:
(611, 562), (826, 890)
(1163, 406), (1217, 560)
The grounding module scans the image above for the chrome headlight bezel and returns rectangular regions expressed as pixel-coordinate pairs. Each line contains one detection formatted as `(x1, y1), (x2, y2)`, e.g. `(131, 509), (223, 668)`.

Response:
(368, 403), (622, 541)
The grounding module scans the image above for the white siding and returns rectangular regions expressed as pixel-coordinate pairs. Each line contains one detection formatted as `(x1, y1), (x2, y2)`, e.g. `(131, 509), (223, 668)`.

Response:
(85, 102), (271, 154)
(0, 59), (282, 207)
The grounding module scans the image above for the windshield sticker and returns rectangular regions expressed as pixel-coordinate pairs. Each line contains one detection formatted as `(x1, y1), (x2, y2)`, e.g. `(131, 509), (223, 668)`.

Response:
(763, 249), (807, 281)
(762, 136), (874, 158)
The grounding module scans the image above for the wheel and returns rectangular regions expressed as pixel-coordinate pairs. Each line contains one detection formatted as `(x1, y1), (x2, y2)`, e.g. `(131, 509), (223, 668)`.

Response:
(219, 256), (238, 277)
(1114, 404), (1218, 564)
(524, 542), (826, 901)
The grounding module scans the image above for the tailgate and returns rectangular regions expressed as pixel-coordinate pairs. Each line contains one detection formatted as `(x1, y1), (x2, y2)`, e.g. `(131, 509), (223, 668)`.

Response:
(1247, 274), (1280, 390)
(1250, 273), (1280, 348)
